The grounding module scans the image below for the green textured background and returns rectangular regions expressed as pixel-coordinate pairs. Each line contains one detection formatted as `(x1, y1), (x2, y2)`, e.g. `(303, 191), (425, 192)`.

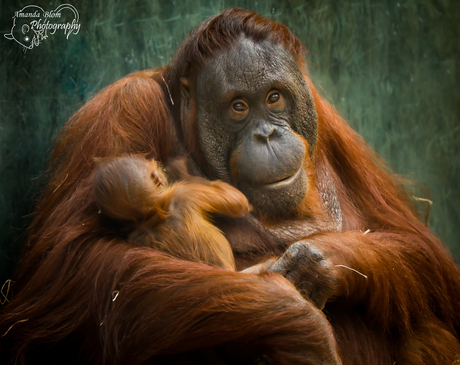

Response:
(1, 1), (459, 285)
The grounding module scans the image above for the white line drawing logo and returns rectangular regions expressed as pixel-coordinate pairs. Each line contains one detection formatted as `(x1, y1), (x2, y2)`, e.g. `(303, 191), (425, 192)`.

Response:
(4, 4), (81, 51)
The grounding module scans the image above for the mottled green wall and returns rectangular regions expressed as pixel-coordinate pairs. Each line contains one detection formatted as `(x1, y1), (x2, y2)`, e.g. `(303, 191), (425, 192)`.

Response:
(1, 0), (458, 284)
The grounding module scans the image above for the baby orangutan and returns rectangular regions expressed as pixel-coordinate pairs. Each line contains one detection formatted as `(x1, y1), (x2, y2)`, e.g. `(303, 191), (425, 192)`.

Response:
(93, 155), (251, 270)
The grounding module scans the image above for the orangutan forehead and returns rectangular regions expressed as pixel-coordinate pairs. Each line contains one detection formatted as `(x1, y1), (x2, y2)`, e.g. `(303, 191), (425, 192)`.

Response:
(196, 36), (303, 97)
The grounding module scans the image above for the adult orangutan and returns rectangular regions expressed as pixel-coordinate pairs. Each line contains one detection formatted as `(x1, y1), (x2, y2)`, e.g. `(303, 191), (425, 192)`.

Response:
(1, 8), (460, 365)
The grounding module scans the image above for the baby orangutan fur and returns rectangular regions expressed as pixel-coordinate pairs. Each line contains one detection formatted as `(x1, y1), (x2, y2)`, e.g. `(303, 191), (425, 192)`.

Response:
(93, 155), (251, 270)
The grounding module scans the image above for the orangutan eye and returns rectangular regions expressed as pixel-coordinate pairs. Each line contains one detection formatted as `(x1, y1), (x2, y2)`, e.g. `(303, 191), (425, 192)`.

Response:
(267, 91), (281, 104)
(232, 100), (248, 112)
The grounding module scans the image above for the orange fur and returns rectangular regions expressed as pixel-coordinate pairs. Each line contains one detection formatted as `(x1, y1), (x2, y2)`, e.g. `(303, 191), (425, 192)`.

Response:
(1, 8), (459, 365)
(93, 155), (250, 270)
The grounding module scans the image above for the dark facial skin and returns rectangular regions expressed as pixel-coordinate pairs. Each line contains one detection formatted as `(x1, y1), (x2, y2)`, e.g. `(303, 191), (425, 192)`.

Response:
(191, 36), (318, 219)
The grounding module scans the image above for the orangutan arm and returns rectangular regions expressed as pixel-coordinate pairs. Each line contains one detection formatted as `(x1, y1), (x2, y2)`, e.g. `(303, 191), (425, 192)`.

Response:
(0, 238), (340, 365)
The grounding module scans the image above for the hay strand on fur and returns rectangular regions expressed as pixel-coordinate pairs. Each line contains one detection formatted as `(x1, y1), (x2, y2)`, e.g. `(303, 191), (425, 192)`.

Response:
(2, 319), (29, 337)
(335, 265), (368, 279)
(1, 279), (11, 305)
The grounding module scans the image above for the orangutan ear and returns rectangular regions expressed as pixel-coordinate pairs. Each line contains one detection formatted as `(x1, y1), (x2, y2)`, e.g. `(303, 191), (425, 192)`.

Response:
(180, 77), (190, 120)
